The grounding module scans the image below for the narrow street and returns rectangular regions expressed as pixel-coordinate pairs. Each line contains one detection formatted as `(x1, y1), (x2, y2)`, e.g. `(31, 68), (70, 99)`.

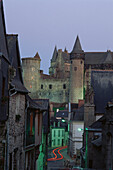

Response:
(47, 146), (78, 170)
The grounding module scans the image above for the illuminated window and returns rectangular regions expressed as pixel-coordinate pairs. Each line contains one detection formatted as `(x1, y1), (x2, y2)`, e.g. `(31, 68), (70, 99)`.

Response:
(32, 67), (35, 71)
(49, 84), (52, 89)
(63, 84), (66, 89)
(56, 109), (59, 112)
(41, 84), (43, 89)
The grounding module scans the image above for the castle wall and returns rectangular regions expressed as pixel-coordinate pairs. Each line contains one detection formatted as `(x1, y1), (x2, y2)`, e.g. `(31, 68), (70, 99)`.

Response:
(36, 78), (69, 103)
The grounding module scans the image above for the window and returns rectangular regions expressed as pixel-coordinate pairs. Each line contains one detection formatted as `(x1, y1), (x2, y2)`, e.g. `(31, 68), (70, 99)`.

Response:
(74, 67), (77, 71)
(58, 139), (60, 145)
(62, 130), (64, 137)
(38, 114), (40, 135)
(41, 84), (43, 89)
(2, 77), (5, 97)
(54, 130), (56, 137)
(63, 84), (66, 89)
(49, 84), (52, 89)
(58, 130), (60, 137)
(30, 113), (33, 135)
(53, 139), (55, 146)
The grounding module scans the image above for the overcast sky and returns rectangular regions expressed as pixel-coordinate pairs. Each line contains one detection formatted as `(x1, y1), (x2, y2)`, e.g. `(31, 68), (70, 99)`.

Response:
(4, 0), (113, 74)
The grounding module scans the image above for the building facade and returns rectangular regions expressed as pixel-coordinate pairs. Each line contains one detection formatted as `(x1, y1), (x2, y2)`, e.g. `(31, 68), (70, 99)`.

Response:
(22, 36), (113, 108)
(49, 119), (68, 148)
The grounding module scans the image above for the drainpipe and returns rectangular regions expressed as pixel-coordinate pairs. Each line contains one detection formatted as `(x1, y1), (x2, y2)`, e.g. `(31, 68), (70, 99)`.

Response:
(68, 102), (71, 154)
(24, 99), (29, 170)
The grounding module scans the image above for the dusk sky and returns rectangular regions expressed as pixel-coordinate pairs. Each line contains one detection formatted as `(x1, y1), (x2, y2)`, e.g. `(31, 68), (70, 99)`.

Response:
(4, 0), (113, 74)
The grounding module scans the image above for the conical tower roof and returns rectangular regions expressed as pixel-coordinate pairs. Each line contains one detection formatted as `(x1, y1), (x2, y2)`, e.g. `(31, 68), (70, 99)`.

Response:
(71, 35), (83, 54)
(51, 46), (57, 62)
(34, 52), (41, 60)
(64, 47), (68, 53)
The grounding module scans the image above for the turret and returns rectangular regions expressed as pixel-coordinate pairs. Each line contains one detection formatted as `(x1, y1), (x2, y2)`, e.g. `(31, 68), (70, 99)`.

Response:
(22, 52), (41, 98)
(69, 36), (85, 103)
(49, 46), (58, 75)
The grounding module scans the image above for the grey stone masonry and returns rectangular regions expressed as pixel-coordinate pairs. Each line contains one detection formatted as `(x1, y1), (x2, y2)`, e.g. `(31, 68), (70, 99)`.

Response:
(8, 93), (25, 170)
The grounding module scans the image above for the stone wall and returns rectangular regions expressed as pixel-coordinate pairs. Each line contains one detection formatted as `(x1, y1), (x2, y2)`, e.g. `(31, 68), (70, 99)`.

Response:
(37, 78), (69, 103)
(69, 59), (84, 103)
(8, 93), (25, 170)
(84, 103), (95, 128)
(0, 122), (6, 170)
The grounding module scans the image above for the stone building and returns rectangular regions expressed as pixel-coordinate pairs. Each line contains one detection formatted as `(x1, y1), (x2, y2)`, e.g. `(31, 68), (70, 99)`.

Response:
(49, 117), (68, 148)
(7, 34), (28, 170)
(68, 106), (84, 158)
(22, 35), (113, 110)
(0, 1), (10, 169)
(82, 101), (113, 170)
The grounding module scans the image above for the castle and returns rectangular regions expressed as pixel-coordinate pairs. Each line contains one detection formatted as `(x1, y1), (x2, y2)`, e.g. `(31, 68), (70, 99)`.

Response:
(22, 36), (113, 108)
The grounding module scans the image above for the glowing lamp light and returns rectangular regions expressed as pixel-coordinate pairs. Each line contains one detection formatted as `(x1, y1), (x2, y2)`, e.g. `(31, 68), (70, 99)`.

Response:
(62, 119), (66, 122)
(78, 128), (83, 131)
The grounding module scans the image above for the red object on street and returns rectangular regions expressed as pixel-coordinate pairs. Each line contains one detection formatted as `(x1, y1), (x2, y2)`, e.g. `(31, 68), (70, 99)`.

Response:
(47, 146), (67, 161)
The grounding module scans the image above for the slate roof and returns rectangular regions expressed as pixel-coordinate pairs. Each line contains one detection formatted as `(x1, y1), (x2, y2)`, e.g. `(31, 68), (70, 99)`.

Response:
(51, 46), (57, 62)
(91, 135), (102, 147)
(85, 51), (113, 65)
(33, 99), (49, 111)
(26, 95), (43, 110)
(0, 0), (9, 61)
(89, 116), (103, 129)
(71, 105), (84, 121)
(71, 35), (83, 54)
(62, 51), (70, 63)
(91, 70), (113, 114)
(56, 110), (68, 118)
(34, 52), (41, 60)
(7, 35), (28, 93)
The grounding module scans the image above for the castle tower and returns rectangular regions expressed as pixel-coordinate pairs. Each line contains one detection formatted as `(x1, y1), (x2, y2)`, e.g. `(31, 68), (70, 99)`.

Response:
(49, 46), (57, 75)
(22, 52), (41, 98)
(69, 36), (85, 103)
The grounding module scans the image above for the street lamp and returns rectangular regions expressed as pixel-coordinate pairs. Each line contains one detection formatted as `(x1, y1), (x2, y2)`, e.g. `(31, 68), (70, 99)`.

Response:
(61, 118), (66, 123)
(78, 127), (88, 169)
